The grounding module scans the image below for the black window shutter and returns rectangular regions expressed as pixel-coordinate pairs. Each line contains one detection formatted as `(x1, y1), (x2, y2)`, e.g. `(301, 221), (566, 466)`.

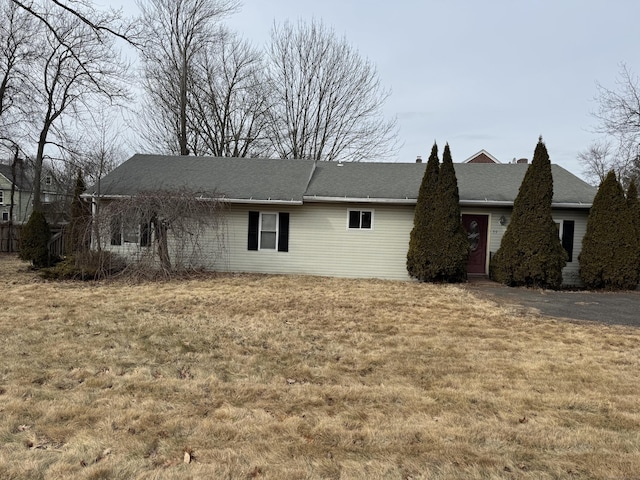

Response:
(110, 217), (122, 246)
(562, 220), (574, 262)
(140, 220), (151, 247)
(278, 212), (289, 252)
(248, 211), (259, 250)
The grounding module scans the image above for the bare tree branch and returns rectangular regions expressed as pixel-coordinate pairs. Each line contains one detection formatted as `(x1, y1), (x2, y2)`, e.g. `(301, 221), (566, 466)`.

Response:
(590, 63), (640, 185)
(10, 0), (140, 47)
(266, 19), (398, 162)
(137, 0), (240, 155)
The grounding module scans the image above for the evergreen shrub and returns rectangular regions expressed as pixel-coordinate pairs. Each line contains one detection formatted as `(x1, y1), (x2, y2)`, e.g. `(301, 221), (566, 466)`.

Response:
(490, 138), (567, 288)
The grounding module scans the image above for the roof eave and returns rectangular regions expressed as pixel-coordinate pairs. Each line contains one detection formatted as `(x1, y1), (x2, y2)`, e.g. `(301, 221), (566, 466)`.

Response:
(303, 195), (416, 205)
(458, 200), (593, 209)
(83, 193), (303, 205)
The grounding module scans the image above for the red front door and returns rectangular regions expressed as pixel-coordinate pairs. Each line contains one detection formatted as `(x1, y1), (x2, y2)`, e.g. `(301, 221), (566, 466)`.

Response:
(462, 214), (488, 275)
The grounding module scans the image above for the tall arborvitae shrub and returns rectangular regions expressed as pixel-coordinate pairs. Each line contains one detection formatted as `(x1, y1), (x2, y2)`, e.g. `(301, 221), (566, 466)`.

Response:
(627, 180), (640, 281)
(579, 171), (640, 289)
(66, 170), (91, 255)
(428, 143), (469, 282)
(407, 143), (439, 280)
(490, 137), (567, 288)
(19, 211), (52, 268)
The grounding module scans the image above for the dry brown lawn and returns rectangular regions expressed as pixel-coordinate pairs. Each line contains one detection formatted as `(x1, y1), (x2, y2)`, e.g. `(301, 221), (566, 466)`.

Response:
(0, 254), (639, 479)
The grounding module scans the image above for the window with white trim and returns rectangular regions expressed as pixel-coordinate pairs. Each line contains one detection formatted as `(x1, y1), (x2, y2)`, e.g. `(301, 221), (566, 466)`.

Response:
(0, 190), (3, 204)
(247, 211), (289, 252)
(260, 213), (278, 249)
(110, 215), (152, 246)
(348, 209), (373, 229)
(2, 212), (8, 222)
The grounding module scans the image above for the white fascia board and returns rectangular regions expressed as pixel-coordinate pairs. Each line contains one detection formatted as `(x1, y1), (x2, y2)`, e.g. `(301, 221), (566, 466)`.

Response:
(222, 198), (303, 205)
(303, 196), (416, 205)
(85, 193), (302, 205)
(551, 202), (592, 209)
(460, 199), (592, 209)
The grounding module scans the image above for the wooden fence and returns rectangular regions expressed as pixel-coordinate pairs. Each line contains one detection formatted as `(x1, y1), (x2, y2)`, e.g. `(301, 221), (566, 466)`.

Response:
(0, 224), (65, 256)
(0, 224), (20, 253)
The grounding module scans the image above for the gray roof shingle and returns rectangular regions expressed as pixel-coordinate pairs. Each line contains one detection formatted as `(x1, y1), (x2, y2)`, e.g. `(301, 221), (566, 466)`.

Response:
(305, 162), (596, 206)
(93, 154), (316, 203)
(91, 155), (597, 207)
(0, 163), (32, 191)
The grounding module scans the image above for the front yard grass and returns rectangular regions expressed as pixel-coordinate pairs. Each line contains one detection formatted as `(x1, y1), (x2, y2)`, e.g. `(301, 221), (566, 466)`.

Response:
(0, 254), (638, 479)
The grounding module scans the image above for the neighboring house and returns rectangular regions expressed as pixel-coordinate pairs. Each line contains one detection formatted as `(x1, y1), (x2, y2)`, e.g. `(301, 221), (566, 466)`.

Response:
(464, 150), (501, 164)
(0, 161), (33, 224)
(88, 154), (597, 285)
(0, 161), (71, 226)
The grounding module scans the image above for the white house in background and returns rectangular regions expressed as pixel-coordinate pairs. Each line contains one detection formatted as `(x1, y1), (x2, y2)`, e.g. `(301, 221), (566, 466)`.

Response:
(87, 154), (597, 285)
(0, 162), (33, 224)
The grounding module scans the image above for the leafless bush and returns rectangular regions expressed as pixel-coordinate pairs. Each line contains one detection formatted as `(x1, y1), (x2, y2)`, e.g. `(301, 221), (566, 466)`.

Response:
(90, 188), (227, 279)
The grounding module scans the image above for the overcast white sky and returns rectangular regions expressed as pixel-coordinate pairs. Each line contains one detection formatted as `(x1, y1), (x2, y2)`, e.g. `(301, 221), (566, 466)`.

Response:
(111, 0), (640, 177)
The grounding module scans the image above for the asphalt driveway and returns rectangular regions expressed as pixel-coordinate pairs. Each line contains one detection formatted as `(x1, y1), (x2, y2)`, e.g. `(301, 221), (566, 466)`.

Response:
(465, 279), (640, 327)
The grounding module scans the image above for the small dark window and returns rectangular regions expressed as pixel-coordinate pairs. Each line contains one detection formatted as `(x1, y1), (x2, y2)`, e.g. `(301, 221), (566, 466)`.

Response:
(349, 210), (360, 229)
(348, 210), (373, 229)
(361, 211), (372, 229)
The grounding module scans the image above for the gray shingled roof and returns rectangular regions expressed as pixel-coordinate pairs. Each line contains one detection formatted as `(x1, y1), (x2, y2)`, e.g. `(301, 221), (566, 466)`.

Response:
(0, 163), (33, 191)
(92, 154), (316, 203)
(90, 155), (596, 207)
(305, 162), (596, 206)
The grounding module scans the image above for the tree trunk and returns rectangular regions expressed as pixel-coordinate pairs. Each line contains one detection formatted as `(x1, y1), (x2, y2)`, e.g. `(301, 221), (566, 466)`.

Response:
(153, 217), (171, 272)
(8, 146), (18, 253)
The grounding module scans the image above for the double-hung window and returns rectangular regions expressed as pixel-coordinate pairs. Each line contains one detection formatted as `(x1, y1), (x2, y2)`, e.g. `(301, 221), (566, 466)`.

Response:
(0, 190), (4, 205)
(110, 215), (152, 247)
(248, 211), (289, 251)
(348, 209), (373, 230)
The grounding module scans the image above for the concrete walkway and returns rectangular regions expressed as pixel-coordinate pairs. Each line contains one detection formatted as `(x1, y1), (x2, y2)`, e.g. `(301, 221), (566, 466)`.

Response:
(465, 278), (640, 327)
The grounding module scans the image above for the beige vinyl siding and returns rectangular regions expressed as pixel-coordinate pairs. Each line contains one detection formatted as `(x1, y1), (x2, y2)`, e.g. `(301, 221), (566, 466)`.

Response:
(99, 199), (590, 286)
(0, 176), (31, 224)
(208, 203), (415, 280)
(462, 206), (589, 286)
(552, 208), (589, 286)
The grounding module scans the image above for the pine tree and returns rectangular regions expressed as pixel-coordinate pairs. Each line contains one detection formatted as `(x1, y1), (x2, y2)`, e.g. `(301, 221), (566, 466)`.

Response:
(66, 169), (90, 255)
(579, 172), (640, 289)
(428, 143), (469, 282)
(490, 137), (567, 288)
(19, 211), (52, 268)
(407, 143), (439, 280)
(627, 180), (640, 281)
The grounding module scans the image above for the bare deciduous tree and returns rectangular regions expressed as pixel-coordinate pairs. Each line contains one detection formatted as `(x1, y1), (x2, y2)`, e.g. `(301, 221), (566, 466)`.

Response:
(587, 63), (640, 185)
(9, 0), (139, 47)
(29, 7), (130, 211)
(266, 19), (398, 162)
(138, 0), (240, 155)
(188, 28), (271, 157)
(577, 140), (614, 186)
(0, 0), (38, 148)
(95, 189), (227, 278)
